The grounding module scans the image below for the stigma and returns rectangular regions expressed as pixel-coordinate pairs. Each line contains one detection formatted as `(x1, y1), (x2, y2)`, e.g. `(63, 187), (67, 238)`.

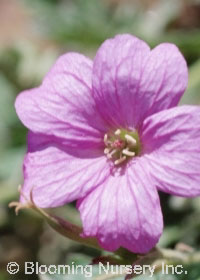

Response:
(104, 129), (140, 165)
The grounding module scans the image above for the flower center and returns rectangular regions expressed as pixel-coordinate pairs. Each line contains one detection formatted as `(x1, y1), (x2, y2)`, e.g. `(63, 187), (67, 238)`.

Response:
(104, 129), (141, 165)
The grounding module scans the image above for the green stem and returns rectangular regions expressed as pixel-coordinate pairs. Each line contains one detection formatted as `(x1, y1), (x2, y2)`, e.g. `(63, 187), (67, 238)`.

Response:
(160, 248), (200, 265)
(33, 205), (103, 251)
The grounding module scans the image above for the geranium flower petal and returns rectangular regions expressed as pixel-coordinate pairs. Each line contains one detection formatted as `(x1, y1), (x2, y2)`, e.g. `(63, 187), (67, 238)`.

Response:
(92, 34), (150, 128)
(15, 53), (106, 148)
(21, 132), (110, 207)
(141, 106), (200, 197)
(92, 34), (188, 128)
(77, 158), (163, 254)
(138, 43), (188, 122)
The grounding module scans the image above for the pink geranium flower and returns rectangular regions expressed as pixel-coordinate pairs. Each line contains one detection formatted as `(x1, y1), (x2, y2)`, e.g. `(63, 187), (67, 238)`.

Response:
(15, 34), (200, 254)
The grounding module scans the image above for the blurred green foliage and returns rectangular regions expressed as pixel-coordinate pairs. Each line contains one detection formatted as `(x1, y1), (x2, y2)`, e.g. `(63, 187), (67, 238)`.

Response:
(0, 0), (200, 279)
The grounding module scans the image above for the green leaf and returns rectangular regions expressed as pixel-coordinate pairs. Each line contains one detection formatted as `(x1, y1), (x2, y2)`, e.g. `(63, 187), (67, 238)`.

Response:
(181, 59), (200, 105)
(0, 147), (25, 202)
(158, 226), (182, 247)
(0, 75), (16, 125)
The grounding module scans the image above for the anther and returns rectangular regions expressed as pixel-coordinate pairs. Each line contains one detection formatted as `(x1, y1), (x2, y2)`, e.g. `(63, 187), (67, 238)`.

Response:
(115, 129), (121, 136)
(104, 148), (110, 154)
(122, 149), (135, 157)
(125, 134), (137, 146)
(114, 156), (126, 165)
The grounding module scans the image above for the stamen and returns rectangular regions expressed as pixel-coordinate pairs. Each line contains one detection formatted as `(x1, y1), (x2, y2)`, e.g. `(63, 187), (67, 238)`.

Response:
(122, 149), (135, 157)
(114, 156), (126, 165)
(104, 129), (139, 166)
(125, 134), (137, 146)
(107, 149), (118, 159)
(104, 134), (108, 144)
(115, 129), (121, 135)
(104, 148), (110, 154)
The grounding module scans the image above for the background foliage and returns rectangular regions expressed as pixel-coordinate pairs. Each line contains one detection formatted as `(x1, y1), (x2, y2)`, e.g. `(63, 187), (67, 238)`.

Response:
(0, 0), (200, 279)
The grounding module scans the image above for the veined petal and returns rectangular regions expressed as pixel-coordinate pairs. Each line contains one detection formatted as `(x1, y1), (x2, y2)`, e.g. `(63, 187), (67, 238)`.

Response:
(15, 53), (106, 148)
(92, 34), (188, 129)
(141, 106), (200, 197)
(92, 34), (150, 128)
(21, 133), (110, 208)
(138, 43), (188, 122)
(77, 158), (163, 254)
